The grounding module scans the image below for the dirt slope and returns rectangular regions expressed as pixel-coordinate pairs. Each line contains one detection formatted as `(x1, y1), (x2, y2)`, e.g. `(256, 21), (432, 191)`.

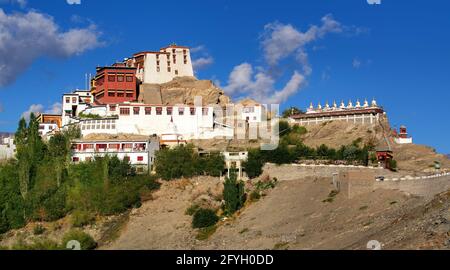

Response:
(105, 173), (450, 250)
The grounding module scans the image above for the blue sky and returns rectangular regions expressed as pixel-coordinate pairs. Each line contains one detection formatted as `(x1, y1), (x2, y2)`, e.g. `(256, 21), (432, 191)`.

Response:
(0, 0), (449, 153)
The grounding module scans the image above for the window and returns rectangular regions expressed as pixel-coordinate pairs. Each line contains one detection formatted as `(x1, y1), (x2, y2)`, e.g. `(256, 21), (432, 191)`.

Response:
(108, 91), (115, 97)
(85, 157), (92, 162)
(137, 156), (144, 162)
(39, 125), (45, 130)
(145, 107), (152, 115)
(156, 54), (160, 59)
(72, 157), (80, 162)
(117, 91), (125, 97)
(133, 107), (140, 115)
(110, 105), (116, 111)
(72, 97), (77, 103)
(175, 70), (179, 75)
(157, 67), (160, 72)
(178, 108), (184, 115)
(120, 107), (130, 115)
(66, 97), (70, 103)
(172, 49), (176, 53)
(168, 67), (171, 72)
(126, 93), (133, 97)
(126, 76), (133, 82)
(183, 49), (187, 54)
(117, 75), (124, 82)
(167, 107), (173, 115)
(157, 60), (160, 65)
(123, 156), (130, 162)
(156, 107), (162, 115)
(108, 75), (115, 82)
(122, 143), (133, 149)
(202, 108), (209, 116)
(190, 107), (196, 115)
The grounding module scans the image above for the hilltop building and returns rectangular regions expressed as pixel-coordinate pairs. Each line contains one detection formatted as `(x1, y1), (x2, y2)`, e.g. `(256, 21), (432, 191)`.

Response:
(290, 99), (384, 126)
(127, 44), (194, 85)
(91, 65), (138, 104)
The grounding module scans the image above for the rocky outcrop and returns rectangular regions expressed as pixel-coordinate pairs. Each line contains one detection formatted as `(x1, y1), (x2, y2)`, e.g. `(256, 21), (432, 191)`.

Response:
(138, 76), (231, 106)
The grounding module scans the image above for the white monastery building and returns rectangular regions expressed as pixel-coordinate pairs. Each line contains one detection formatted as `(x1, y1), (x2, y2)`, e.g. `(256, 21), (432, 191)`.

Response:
(127, 44), (194, 84)
(0, 135), (16, 161)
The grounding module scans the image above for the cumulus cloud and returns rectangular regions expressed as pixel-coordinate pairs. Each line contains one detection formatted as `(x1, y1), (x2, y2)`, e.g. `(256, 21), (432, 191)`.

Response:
(223, 63), (306, 104)
(0, 9), (102, 87)
(190, 45), (214, 72)
(192, 57), (214, 71)
(223, 14), (346, 104)
(21, 102), (62, 121)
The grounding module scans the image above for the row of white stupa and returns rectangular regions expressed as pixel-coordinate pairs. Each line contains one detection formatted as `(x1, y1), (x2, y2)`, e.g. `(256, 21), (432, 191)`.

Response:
(306, 99), (378, 113)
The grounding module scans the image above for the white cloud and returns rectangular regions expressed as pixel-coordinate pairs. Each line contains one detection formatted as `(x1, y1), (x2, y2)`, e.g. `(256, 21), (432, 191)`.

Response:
(0, 9), (102, 87)
(67, 0), (81, 4)
(261, 14), (342, 67)
(223, 14), (348, 104)
(0, 0), (27, 8)
(21, 104), (44, 121)
(190, 45), (214, 72)
(192, 57), (214, 71)
(352, 58), (362, 69)
(223, 63), (306, 104)
(21, 102), (62, 121)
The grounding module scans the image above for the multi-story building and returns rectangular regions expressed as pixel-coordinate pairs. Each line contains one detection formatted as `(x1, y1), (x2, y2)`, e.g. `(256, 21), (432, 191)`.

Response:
(127, 44), (194, 85)
(70, 136), (160, 174)
(91, 64), (137, 104)
(0, 135), (16, 161)
(37, 114), (62, 137)
(62, 90), (93, 126)
(290, 99), (384, 126)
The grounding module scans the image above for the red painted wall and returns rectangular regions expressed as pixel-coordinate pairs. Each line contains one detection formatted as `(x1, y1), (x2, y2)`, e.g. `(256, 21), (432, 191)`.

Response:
(93, 67), (137, 104)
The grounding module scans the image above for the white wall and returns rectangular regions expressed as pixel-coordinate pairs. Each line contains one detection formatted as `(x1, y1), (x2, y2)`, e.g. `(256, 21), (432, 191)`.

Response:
(142, 47), (194, 84)
(0, 137), (16, 160)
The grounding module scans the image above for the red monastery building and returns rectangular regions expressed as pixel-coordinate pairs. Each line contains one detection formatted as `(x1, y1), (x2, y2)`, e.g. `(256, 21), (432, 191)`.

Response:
(91, 64), (137, 104)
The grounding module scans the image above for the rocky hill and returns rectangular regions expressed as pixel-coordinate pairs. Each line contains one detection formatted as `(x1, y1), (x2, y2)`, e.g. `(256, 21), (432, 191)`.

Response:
(138, 76), (231, 106)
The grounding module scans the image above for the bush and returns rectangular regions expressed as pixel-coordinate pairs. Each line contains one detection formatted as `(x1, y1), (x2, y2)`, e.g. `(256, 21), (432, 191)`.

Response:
(71, 210), (95, 228)
(185, 204), (200, 216)
(62, 230), (97, 250)
(33, 224), (46, 235)
(192, 209), (219, 229)
(249, 191), (261, 202)
(12, 239), (61, 250)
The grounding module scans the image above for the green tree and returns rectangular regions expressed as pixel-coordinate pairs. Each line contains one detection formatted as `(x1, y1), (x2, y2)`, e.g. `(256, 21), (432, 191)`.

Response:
(223, 169), (245, 215)
(282, 107), (303, 118)
(243, 149), (264, 179)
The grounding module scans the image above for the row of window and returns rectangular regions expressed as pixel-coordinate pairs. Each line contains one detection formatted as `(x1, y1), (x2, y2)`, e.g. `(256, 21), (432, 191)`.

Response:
(65, 97), (78, 104)
(107, 90), (134, 98)
(73, 156), (144, 163)
(117, 107), (209, 116)
(107, 74), (134, 83)
(80, 120), (116, 130)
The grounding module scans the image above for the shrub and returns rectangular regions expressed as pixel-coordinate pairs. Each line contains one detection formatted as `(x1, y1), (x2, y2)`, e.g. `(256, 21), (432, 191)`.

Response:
(192, 209), (219, 229)
(185, 204), (200, 216)
(33, 224), (46, 235)
(12, 239), (61, 250)
(62, 230), (97, 250)
(71, 210), (95, 228)
(249, 191), (261, 202)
